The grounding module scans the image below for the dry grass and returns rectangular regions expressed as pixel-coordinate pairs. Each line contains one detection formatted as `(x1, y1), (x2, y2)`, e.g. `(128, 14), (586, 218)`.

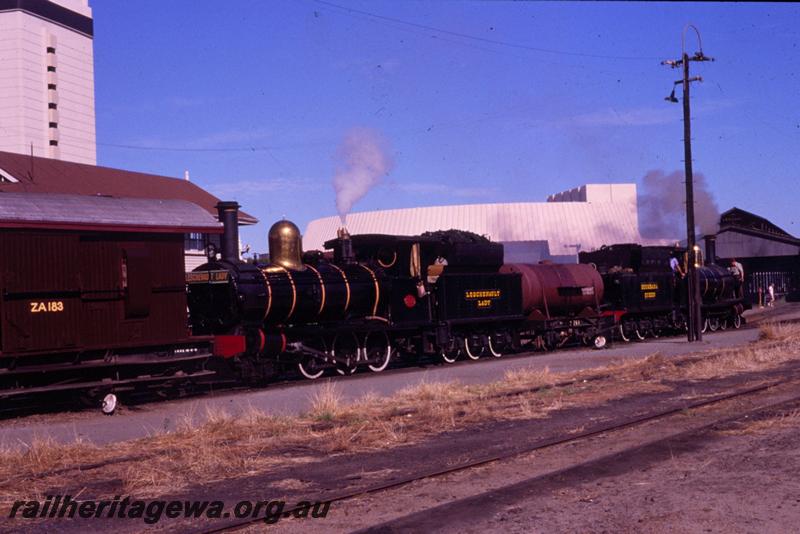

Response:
(308, 380), (343, 421)
(717, 408), (800, 435)
(1, 321), (800, 502)
(503, 366), (555, 388)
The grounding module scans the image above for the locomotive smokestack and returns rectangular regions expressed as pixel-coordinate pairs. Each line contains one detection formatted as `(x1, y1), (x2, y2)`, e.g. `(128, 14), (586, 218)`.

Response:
(704, 234), (717, 265)
(336, 227), (355, 264)
(216, 201), (240, 263)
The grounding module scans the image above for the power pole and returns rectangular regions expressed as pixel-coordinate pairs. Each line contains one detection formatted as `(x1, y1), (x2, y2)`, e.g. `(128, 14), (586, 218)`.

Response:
(662, 25), (713, 342)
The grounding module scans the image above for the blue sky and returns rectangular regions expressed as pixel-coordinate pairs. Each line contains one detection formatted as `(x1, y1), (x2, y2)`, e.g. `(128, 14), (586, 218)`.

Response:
(91, 1), (800, 251)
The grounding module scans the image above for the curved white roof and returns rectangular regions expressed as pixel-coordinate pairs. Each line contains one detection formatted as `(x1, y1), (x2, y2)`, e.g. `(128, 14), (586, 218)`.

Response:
(304, 200), (644, 254)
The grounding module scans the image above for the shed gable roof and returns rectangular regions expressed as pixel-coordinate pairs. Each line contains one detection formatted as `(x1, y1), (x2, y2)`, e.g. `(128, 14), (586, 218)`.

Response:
(0, 151), (257, 225)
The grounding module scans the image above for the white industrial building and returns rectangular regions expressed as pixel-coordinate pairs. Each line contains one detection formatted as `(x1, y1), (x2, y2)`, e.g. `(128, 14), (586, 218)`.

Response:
(304, 184), (648, 263)
(0, 0), (96, 164)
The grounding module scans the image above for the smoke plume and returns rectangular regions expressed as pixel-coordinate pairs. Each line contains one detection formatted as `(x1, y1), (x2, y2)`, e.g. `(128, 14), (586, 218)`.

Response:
(638, 170), (720, 240)
(333, 127), (394, 225)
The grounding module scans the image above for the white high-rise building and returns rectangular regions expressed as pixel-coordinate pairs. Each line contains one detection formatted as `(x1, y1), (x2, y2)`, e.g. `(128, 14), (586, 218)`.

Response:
(0, 0), (96, 164)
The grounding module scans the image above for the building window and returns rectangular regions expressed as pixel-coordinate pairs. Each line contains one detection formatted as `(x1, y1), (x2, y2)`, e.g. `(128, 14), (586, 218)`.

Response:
(48, 122), (58, 128)
(46, 46), (56, 54)
(47, 66), (56, 72)
(49, 140), (58, 146)
(48, 103), (57, 109)
(185, 232), (206, 251)
(47, 83), (56, 90)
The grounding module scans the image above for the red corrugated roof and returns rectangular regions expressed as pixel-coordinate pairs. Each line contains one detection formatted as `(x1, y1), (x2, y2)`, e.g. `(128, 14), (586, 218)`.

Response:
(0, 151), (257, 225)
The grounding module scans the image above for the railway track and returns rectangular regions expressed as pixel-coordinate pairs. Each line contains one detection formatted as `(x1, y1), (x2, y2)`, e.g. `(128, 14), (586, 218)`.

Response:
(2, 306), (794, 422)
(190, 372), (800, 533)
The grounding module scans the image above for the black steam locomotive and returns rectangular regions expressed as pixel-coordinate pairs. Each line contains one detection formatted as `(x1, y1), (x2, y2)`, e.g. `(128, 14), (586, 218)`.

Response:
(187, 203), (614, 382)
(580, 244), (747, 341)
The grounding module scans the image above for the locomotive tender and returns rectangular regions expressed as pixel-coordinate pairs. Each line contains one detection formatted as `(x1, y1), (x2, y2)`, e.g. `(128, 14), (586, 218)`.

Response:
(188, 203), (612, 381)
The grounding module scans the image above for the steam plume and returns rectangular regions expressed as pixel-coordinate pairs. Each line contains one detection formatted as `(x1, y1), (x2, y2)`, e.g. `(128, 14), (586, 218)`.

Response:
(638, 170), (719, 240)
(333, 127), (394, 225)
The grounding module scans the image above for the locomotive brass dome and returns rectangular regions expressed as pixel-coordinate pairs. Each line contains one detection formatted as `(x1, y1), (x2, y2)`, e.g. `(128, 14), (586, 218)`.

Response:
(268, 219), (305, 270)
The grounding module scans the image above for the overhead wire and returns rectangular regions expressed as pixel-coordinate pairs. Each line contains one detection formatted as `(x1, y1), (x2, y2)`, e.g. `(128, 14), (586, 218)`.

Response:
(313, 0), (665, 61)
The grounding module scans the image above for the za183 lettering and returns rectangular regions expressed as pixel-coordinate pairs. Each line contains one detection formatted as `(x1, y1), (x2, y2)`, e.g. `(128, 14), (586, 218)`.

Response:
(30, 301), (64, 313)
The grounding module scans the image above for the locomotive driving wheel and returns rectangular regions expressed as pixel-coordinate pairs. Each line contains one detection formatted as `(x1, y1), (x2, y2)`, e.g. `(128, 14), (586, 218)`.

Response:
(732, 313), (742, 329)
(364, 331), (392, 373)
(334, 332), (360, 376)
(708, 317), (721, 332)
(297, 337), (327, 380)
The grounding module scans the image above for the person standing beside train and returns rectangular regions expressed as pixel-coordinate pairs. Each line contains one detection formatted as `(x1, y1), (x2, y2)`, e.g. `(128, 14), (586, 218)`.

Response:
(729, 258), (744, 298)
(670, 253), (685, 279)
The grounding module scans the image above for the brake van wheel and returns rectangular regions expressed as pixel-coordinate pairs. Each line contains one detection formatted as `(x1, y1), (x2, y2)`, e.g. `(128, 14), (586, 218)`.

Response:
(101, 393), (118, 415)
(593, 336), (607, 349)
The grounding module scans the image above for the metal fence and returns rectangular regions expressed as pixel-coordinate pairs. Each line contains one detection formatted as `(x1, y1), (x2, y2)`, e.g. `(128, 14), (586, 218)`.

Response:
(746, 270), (796, 304)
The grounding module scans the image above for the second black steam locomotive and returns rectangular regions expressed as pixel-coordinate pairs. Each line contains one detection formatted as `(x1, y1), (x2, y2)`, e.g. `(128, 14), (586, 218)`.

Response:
(580, 244), (748, 341)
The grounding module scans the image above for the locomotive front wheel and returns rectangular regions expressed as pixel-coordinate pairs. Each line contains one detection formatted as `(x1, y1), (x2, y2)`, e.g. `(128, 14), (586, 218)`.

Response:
(334, 332), (360, 376)
(720, 318), (728, 331)
(364, 331), (392, 373)
(708, 318), (720, 332)
(298, 337), (327, 380)
(464, 335), (484, 360)
(701, 318), (709, 334)
(298, 357), (325, 380)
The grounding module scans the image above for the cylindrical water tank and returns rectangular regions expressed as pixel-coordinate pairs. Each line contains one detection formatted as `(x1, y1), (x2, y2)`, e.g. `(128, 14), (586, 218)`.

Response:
(499, 263), (604, 317)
